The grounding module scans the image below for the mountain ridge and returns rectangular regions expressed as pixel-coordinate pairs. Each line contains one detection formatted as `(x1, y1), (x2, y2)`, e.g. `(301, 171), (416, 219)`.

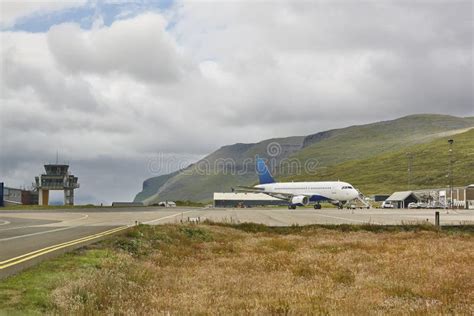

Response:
(134, 114), (474, 203)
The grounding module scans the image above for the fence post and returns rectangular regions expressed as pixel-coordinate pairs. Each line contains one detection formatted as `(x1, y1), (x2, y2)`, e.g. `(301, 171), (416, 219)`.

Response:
(435, 211), (440, 227)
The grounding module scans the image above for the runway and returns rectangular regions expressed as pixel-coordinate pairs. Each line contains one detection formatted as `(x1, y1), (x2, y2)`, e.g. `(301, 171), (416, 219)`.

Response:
(1, 206), (473, 278)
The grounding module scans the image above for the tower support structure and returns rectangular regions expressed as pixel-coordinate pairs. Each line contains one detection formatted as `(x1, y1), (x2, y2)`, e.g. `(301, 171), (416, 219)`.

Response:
(34, 164), (79, 206)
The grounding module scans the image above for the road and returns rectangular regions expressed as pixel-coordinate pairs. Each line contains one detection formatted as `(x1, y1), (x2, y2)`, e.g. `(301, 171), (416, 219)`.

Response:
(1, 207), (473, 278)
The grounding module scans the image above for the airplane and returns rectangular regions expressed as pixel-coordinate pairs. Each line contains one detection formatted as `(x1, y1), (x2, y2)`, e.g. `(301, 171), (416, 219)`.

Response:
(238, 158), (361, 209)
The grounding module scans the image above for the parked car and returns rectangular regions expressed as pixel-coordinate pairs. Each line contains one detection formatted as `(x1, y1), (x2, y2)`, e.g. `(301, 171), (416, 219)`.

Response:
(408, 202), (418, 209)
(382, 201), (394, 208)
(417, 202), (428, 209)
(158, 201), (176, 207)
(429, 202), (445, 209)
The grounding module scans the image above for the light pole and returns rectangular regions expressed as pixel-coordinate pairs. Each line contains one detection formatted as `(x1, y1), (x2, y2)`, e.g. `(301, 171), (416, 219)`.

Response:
(448, 139), (454, 209)
(406, 152), (413, 190)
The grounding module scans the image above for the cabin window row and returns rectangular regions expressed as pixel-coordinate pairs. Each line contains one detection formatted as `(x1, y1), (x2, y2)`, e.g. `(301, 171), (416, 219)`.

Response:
(276, 187), (332, 190)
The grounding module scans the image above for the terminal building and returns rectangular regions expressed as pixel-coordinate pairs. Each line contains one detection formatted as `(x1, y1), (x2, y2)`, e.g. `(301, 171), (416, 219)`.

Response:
(1, 181), (38, 206)
(2, 187), (38, 206)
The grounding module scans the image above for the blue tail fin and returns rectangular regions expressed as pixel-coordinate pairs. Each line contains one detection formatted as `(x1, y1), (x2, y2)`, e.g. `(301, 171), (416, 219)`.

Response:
(256, 157), (275, 184)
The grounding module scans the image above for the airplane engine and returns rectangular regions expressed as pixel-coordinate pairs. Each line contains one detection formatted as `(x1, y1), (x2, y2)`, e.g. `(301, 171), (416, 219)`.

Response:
(291, 195), (309, 206)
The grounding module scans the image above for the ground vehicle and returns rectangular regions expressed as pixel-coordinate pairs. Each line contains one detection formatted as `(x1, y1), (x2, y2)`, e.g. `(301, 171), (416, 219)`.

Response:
(158, 201), (176, 207)
(407, 202), (429, 209)
(381, 201), (394, 208)
(429, 201), (445, 209)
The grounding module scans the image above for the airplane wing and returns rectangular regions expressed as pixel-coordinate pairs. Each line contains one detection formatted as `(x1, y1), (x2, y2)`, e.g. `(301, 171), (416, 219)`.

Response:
(235, 186), (288, 200)
(235, 185), (264, 192)
(235, 186), (313, 202)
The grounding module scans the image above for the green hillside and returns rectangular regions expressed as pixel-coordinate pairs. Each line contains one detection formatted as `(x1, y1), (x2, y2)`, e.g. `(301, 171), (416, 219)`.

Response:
(134, 114), (474, 202)
(290, 114), (474, 170)
(282, 129), (474, 195)
(135, 136), (305, 202)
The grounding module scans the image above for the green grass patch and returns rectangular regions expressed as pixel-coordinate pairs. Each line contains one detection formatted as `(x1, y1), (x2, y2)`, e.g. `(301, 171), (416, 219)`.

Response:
(0, 249), (112, 314)
(206, 221), (474, 235)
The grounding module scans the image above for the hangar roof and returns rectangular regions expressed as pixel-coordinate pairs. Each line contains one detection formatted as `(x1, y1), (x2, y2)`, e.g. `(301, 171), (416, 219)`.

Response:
(386, 191), (418, 201)
(214, 192), (281, 201)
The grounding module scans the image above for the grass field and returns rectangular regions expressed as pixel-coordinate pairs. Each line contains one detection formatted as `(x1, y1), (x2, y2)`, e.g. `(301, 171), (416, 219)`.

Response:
(1, 223), (473, 314)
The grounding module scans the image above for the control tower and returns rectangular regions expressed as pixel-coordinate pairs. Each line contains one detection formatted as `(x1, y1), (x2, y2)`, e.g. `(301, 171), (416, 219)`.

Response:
(34, 164), (79, 206)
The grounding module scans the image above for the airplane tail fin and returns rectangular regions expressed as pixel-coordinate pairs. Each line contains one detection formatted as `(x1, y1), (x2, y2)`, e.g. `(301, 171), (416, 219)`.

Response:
(256, 157), (275, 184)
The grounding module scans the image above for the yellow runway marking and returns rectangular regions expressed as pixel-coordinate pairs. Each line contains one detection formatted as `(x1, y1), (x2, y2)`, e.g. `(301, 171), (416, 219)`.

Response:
(0, 211), (193, 270)
(0, 226), (128, 270)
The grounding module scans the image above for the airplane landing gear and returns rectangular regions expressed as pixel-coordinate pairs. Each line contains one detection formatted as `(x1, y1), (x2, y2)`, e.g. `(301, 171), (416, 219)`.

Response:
(288, 205), (297, 210)
(314, 204), (321, 210)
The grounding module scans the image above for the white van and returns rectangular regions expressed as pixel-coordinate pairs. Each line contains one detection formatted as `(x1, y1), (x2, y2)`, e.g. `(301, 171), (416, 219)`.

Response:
(381, 201), (394, 208)
(158, 201), (177, 208)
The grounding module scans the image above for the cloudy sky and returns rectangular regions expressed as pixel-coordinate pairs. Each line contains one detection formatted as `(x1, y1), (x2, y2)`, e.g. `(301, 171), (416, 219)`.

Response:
(0, 0), (472, 204)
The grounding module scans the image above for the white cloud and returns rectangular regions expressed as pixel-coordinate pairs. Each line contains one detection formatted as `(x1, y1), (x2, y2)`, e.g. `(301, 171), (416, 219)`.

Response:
(47, 13), (189, 83)
(0, 0), (87, 28)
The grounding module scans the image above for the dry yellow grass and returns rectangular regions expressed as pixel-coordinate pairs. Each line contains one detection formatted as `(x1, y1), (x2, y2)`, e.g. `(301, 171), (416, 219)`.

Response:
(46, 224), (474, 315)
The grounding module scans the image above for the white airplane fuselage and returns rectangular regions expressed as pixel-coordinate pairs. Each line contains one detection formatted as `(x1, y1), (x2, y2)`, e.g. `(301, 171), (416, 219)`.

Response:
(255, 181), (359, 204)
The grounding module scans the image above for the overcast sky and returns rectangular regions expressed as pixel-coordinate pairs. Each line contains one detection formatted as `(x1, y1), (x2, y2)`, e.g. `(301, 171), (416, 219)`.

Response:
(0, 0), (472, 204)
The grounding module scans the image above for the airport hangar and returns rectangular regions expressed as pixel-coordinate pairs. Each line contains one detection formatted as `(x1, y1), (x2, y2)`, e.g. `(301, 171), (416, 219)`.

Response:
(213, 192), (287, 208)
